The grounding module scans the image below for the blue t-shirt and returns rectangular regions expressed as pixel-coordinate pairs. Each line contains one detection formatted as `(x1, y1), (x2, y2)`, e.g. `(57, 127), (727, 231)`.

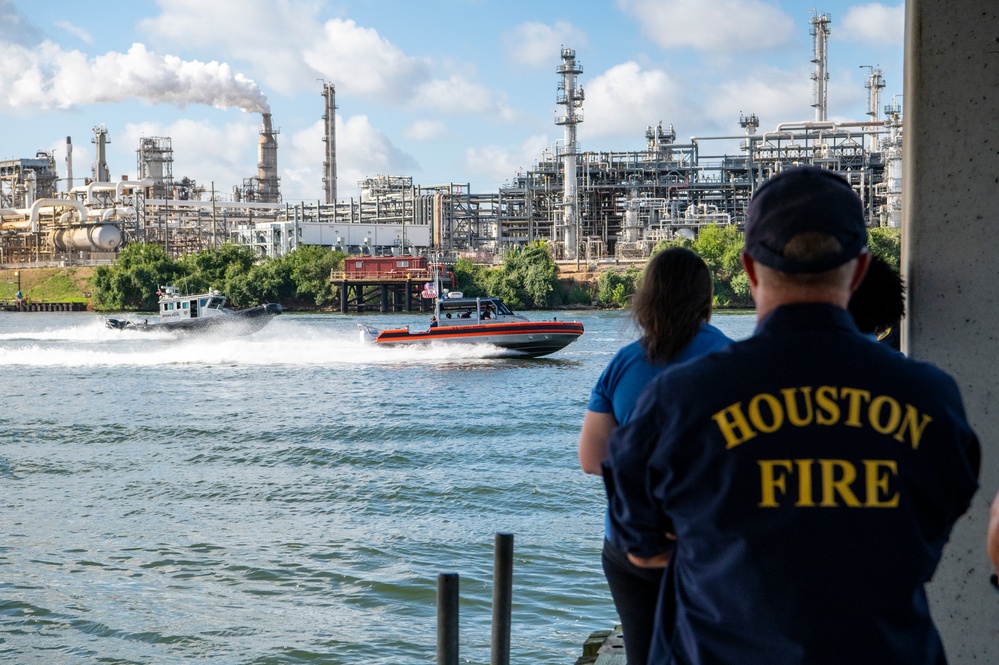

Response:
(605, 304), (980, 665)
(588, 322), (732, 422)
(588, 322), (732, 539)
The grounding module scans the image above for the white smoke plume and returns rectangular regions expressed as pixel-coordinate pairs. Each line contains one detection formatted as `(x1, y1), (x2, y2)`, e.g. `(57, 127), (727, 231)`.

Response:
(0, 41), (268, 114)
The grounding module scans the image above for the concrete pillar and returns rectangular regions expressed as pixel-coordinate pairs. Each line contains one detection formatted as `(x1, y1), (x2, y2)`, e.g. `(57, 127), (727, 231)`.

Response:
(903, 1), (999, 660)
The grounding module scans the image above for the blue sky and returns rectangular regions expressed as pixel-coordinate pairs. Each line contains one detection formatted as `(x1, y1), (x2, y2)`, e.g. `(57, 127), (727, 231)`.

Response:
(0, 0), (904, 202)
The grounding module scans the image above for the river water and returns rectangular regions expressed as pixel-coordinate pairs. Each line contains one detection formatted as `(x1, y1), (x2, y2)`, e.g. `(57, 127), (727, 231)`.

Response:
(0, 309), (756, 664)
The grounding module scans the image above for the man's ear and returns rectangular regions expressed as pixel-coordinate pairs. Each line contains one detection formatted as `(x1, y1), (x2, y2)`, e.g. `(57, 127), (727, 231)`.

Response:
(849, 251), (872, 293)
(741, 252), (759, 288)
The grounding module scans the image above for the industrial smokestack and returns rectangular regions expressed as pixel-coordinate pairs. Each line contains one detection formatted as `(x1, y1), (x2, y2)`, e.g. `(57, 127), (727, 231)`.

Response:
(322, 83), (337, 205)
(257, 113), (280, 203)
(65, 136), (73, 192)
(92, 125), (111, 183)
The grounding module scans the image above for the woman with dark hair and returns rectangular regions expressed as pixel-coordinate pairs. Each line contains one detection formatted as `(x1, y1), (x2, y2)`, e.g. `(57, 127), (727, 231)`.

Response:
(578, 247), (732, 665)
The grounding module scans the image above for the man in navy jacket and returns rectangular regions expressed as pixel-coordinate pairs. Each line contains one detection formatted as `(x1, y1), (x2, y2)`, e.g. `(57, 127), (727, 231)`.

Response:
(604, 167), (980, 664)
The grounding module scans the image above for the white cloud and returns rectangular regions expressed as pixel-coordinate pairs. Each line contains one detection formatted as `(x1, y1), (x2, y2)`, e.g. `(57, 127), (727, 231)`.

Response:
(410, 75), (509, 116)
(284, 116), (419, 200)
(617, 0), (794, 52)
(582, 62), (687, 139)
(139, 0), (325, 95)
(504, 21), (588, 67)
(403, 120), (448, 141)
(304, 19), (431, 103)
(283, 120), (326, 201)
(706, 68), (814, 131)
(140, 1), (511, 117)
(840, 4), (905, 45)
(55, 20), (94, 45)
(464, 134), (551, 186)
(143, 1), (433, 102)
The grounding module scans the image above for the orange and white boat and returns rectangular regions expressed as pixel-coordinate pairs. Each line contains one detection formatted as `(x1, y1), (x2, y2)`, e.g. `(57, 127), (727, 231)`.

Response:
(358, 291), (583, 358)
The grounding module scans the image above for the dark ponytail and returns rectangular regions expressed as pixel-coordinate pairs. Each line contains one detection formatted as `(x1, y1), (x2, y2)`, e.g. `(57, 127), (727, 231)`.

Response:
(631, 247), (713, 363)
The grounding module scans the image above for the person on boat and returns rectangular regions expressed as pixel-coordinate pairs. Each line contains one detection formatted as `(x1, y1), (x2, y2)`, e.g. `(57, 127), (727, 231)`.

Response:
(577, 247), (732, 665)
(603, 167), (980, 665)
(429, 316), (438, 328)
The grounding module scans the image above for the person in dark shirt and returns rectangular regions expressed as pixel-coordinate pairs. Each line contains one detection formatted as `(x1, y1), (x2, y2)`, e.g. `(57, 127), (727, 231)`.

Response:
(579, 248), (731, 665)
(605, 167), (980, 665)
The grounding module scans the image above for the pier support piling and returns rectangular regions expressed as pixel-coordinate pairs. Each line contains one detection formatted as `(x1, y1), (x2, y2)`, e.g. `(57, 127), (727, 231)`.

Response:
(491, 532), (513, 665)
(437, 572), (459, 665)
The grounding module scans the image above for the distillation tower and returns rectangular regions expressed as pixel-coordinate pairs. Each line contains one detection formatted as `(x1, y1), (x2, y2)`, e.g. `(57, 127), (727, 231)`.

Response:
(863, 66), (886, 152)
(323, 83), (338, 205)
(137, 137), (174, 199)
(810, 12), (831, 122)
(555, 48), (584, 260)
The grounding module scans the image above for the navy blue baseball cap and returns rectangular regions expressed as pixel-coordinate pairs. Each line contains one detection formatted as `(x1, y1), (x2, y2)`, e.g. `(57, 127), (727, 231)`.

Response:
(744, 167), (868, 274)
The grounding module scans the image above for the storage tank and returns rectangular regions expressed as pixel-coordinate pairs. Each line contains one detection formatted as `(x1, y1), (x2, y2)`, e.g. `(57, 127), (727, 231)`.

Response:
(50, 225), (123, 252)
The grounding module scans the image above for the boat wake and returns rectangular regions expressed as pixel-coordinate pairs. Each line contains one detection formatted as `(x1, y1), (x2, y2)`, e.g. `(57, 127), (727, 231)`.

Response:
(0, 317), (532, 367)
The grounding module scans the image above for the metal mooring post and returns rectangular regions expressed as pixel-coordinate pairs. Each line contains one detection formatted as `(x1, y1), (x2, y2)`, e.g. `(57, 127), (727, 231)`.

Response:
(491, 532), (514, 665)
(437, 572), (459, 665)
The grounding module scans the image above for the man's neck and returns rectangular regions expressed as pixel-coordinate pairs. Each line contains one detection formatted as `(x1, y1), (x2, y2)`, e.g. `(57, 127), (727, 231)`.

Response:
(754, 289), (849, 324)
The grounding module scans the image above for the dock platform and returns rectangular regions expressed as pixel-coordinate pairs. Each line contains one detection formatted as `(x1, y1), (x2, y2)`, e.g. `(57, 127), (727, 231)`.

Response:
(574, 626), (626, 665)
(0, 300), (88, 312)
(330, 276), (431, 313)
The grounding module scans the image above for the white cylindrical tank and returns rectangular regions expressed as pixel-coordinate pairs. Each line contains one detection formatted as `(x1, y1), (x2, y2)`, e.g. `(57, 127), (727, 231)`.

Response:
(50, 225), (123, 252)
(622, 198), (640, 243)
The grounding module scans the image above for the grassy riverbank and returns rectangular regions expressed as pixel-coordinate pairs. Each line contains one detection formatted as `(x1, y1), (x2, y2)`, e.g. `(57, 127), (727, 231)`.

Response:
(0, 267), (95, 305)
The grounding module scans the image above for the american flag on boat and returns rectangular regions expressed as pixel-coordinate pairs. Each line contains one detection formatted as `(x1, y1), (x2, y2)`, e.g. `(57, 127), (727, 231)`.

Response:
(421, 282), (437, 299)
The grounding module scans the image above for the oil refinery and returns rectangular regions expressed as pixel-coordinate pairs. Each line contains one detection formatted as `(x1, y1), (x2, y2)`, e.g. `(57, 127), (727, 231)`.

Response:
(0, 12), (901, 268)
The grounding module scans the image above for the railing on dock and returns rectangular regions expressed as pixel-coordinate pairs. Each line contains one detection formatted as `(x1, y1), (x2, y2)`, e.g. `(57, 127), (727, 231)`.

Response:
(0, 299), (88, 312)
(436, 533), (514, 665)
(435, 532), (624, 665)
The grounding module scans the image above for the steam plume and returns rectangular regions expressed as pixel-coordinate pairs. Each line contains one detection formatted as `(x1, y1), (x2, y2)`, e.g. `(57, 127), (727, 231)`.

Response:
(2, 42), (268, 113)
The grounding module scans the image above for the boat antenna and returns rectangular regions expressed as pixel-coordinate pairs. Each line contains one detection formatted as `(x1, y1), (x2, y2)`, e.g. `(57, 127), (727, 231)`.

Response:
(434, 250), (445, 296)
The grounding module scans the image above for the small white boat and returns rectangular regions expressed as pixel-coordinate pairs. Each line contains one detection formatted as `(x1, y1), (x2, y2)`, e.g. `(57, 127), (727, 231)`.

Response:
(358, 291), (584, 358)
(105, 286), (281, 335)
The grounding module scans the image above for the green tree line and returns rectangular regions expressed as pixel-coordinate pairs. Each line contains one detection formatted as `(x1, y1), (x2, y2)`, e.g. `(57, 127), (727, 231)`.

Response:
(91, 227), (901, 312)
(594, 225), (901, 309)
(91, 243), (345, 311)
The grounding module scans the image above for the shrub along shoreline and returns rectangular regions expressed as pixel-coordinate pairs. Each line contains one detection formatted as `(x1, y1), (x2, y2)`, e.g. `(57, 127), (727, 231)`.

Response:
(57, 227), (902, 313)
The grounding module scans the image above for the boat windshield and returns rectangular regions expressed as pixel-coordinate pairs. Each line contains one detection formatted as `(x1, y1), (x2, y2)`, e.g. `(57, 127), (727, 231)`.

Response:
(492, 300), (514, 315)
(437, 298), (513, 317)
(206, 297), (226, 309)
